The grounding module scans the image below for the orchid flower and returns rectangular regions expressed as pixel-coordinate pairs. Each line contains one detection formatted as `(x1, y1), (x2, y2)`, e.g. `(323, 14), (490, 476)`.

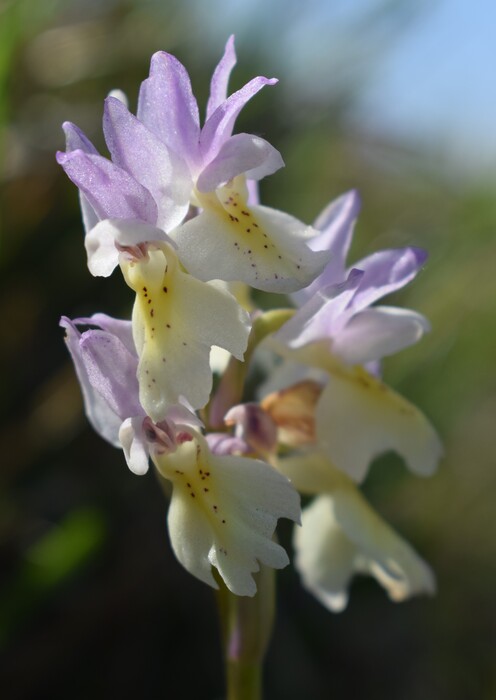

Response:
(61, 313), (300, 596)
(154, 432), (300, 597)
(223, 397), (435, 611)
(273, 191), (443, 482)
(56, 34), (444, 696)
(277, 451), (436, 612)
(56, 38), (334, 415)
(136, 35), (328, 291)
(57, 36), (327, 293)
(58, 141), (252, 417)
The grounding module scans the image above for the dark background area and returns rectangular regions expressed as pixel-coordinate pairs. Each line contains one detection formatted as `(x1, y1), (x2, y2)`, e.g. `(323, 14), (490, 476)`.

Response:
(0, 1), (495, 698)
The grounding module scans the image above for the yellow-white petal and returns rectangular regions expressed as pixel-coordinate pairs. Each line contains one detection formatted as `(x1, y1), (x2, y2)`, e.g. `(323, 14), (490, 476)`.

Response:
(295, 492), (436, 612)
(170, 178), (329, 292)
(155, 434), (300, 596)
(275, 450), (344, 495)
(121, 246), (250, 421)
(316, 367), (443, 482)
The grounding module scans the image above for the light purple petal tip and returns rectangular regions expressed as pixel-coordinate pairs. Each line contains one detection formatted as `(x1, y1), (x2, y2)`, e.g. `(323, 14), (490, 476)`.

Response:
(62, 122), (99, 155)
(78, 328), (142, 420)
(60, 316), (123, 445)
(313, 189), (361, 236)
(73, 313), (135, 357)
(60, 123), (100, 233)
(197, 133), (284, 192)
(293, 190), (361, 307)
(200, 76), (278, 164)
(137, 51), (200, 168)
(351, 246), (429, 312)
(62, 314), (143, 423)
(409, 246), (428, 267)
(276, 269), (364, 349)
(103, 96), (191, 230)
(57, 149), (158, 224)
(206, 35), (237, 120)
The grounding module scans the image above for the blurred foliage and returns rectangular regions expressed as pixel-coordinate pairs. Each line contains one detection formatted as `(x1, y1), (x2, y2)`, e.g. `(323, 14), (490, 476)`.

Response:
(0, 1), (495, 698)
(0, 507), (105, 645)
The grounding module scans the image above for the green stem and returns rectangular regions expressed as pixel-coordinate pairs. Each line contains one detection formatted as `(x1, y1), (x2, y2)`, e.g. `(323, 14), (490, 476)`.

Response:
(216, 566), (275, 700)
(208, 309), (290, 697)
(226, 660), (261, 700)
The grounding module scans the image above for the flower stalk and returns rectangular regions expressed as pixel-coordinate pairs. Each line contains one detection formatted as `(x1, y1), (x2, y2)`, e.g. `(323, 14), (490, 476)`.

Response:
(216, 565), (275, 700)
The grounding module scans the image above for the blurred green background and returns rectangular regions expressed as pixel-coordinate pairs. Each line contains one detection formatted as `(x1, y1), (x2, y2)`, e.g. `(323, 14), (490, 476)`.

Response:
(0, 0), (495, 698)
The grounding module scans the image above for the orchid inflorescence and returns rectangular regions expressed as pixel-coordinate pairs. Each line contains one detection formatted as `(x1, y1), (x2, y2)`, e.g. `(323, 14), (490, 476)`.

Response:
(58, 36), (442, 609)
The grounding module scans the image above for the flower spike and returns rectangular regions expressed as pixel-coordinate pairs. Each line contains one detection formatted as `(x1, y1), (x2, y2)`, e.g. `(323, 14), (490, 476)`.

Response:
(58, 38), (441, 628)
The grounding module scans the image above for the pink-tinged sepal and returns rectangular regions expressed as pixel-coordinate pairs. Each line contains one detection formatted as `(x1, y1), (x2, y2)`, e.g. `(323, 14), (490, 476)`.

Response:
(56, 149), (158, 224)
(293, 189), (361, 305)
(103, 96), (190, 231)
(196, 133), (284, 193)
(60, 315), (142, 446)
(200, 76), (278, 166)
(206, 35), (237, 119)
(61, 122), (100, 234)
(137, 50), (201, 170)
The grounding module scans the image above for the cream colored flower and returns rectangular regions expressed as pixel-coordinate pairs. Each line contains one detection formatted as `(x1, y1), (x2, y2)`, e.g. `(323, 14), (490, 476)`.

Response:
(154, 433), (300, 596)
(278, 452), (435, 611)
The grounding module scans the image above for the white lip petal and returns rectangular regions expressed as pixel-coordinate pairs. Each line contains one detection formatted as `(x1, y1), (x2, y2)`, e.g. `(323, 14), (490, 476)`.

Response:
(155, 435), (300, 596)
(316, 369), (443, 483)
(294, 492), (436, 613)
(170, 183), (329, 293)
(121, 246), (250, 421)
(295, 496), (355, 612)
